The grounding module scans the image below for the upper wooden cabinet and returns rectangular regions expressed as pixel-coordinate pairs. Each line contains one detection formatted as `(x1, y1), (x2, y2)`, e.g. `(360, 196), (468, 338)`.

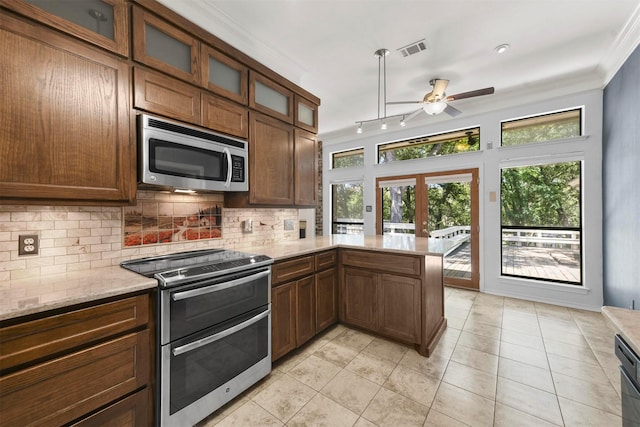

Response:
(132, 6), (200, 85)
(202, 94), (249, 139)
(249, 71), (294, 124)
(202, 45), (248, 105)
(295, 128), (319, 206)
(0, 12), (134, 204)
(295, 95), (319, 133)
(0, 0), (129, 56)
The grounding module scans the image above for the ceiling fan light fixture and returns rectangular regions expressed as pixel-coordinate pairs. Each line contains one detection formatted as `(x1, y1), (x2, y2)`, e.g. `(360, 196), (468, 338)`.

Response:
(423, 101), (447, 115)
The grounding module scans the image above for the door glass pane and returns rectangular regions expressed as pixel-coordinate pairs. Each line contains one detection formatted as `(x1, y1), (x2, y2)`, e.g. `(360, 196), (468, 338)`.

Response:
(255, 81), (289, 116)
(26, 0), (115, 39)
(145, 24), (192, 73)
(209, 56), (241, 95)
(427, 178), (472, 279)
(332, 183), (363, 234)
(381, 184), (416, 235)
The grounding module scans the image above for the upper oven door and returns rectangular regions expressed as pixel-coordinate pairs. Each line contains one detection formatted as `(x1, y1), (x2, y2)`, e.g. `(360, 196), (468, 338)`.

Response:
(160, 267), (270, 345)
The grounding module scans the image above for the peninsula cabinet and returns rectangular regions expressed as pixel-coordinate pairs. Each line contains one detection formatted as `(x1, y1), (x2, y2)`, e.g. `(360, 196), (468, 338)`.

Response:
(315, 251), (338, 333)
(340, 249), (446, 356)
(0, 0), (129, 56)
(0, 292), (153, 426)
(0, 12), (134, 205)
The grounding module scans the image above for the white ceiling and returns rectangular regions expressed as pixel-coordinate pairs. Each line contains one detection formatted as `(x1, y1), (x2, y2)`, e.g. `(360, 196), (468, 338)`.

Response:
(158, 0), (640, 139)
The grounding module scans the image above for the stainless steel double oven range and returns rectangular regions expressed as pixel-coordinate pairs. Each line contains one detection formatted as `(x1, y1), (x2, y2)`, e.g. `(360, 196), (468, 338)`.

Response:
(121, 249), (273, 426)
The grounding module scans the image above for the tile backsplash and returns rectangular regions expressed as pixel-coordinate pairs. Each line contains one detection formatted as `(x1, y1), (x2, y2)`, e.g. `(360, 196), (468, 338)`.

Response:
(0, 191), (300, 281)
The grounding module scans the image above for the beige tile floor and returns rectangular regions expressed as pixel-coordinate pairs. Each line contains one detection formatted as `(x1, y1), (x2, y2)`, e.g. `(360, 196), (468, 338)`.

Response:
(199, 287), (623, 427)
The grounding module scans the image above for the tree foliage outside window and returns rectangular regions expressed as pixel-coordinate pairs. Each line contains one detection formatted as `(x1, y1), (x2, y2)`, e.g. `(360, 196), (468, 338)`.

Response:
(378, 128), (479, 164)
(501, 109), (581, 146)
(332, 182), (363, 234)
(428, 182), (471, 233)
(332, 148), (364, 169)
(381, 185), (415, 233)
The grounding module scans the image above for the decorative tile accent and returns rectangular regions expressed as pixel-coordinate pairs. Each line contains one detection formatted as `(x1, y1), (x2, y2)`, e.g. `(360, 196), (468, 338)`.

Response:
(0, 191), (300, 279)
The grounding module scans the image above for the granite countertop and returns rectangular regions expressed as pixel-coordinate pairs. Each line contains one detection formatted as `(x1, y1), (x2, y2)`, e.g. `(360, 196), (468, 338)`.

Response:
(601, 306), (640, 356)
(0, 234), (441, 322)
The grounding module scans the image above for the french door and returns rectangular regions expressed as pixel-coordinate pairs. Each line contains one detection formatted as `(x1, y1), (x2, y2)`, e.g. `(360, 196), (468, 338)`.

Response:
(376, 169), (479, 290)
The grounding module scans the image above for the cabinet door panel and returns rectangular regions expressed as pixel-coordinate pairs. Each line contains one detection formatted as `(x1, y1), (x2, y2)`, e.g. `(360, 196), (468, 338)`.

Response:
(134, 67), (201, 126)
(316, 267), (338, 333)
(202, 45), (248, 105)
(295, 95), (318, 133)
(0, 331), (149, 427)
(271, 282), (296, 361)
(0, 14), (133, 203)
(296, 276), (316, 346)
(272, 255), (314, 285)
(341, 268), (377, 331)
(294, 128), (318, 206)
(249, 71), (293, 123)
(71, 387), (149, 427)
(249, 112), (294, 205)
(315, 250), (337, 271)
(202, 94), (248, 138)
(378, 274), (421, 343)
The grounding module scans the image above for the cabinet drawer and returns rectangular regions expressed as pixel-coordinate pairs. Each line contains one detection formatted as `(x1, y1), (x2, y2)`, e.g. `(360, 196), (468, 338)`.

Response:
(315, 250), (337, 271)
(0, 330), (150, 426)
(341, 250), (422, 276)
(0, 294), (149, 372)
(272, 256), (314, 285)
(71, 387), (149, 427)
(134, 67), (202, 126)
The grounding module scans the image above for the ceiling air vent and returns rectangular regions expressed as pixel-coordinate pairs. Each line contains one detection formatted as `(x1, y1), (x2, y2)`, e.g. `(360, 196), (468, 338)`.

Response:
(397, 39), (429, 57)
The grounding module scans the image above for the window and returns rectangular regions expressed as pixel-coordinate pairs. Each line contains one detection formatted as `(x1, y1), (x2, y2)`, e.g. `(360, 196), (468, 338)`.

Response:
(331, 182), (363, 234)
(501, 108), (581, 146)
(378, 127), (479, 163)
(332, 148), (364, 169)
(500, 160), (582, 285)
(378, 178), (416, 235)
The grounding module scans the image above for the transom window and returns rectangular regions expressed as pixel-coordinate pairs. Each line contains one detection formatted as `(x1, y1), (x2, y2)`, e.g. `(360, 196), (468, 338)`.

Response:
(332, 148), (364, 169)
(501, 108), (582, 146)
(378, 127), (480, 163)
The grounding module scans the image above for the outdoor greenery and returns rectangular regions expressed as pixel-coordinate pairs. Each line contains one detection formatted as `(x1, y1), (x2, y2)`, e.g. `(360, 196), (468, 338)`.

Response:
(332, 149), (364, 168)
(332, 182), (363, 221)
(502, 112), (581, 146)
(501, 161), (581, 227)
(428, 182), (471, 232)
(378, 133), (479, 164)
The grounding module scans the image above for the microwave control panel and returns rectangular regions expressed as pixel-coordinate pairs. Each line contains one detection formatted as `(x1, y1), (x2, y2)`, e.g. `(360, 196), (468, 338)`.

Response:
(231, 155), (245, 183)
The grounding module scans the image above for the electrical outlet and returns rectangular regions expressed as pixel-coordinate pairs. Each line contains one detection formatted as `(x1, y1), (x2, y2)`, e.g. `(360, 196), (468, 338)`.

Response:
(18, 234), (39, 256)
(284, 219), (294, 230)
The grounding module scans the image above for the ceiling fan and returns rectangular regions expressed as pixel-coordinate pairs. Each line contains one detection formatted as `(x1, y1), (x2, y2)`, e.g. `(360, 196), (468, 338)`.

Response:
(387, 79), (494, 121)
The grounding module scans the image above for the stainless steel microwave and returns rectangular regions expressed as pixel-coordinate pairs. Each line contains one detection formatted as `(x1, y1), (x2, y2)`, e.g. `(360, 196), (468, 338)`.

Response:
(138, 114), (248, 192)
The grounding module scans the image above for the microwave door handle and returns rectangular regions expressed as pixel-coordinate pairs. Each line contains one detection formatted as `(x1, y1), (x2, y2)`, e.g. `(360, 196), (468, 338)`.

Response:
(224, 147), (232, 188)
(172, 308), (270, 356)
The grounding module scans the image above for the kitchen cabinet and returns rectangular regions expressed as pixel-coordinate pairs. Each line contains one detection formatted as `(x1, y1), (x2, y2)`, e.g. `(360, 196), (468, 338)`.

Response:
(0, 292), (153, 426)
(132, 5), (200, 85)
(340, 249), (445, 356)
(295, 128), (319, 206)
(295, 95), (319, 133)
(1, 0), (129, 56)
(0, 11), (134, 205)
(271, 252), (338, 361)
(315, 251), (338, 333)
(249, 71), (294, 124)
(202, 45), (248, 105)
(202, 94), (249, 139)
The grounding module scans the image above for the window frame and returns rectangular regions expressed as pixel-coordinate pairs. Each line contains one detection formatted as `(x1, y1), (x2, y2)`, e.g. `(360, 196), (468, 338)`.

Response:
(330, 181), (364, 235)
(500, 107), (583, 147)
(331, 148), (364, 169)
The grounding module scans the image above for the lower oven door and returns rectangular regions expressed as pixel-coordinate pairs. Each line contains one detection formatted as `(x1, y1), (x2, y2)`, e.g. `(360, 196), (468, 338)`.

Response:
(160, 305), (271, 427)
(620, 367), (640, 427)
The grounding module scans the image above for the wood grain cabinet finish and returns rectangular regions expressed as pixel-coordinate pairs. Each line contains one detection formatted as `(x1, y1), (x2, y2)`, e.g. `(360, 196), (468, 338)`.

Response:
(271, 281), (297, 361)
(0, 12), (134, 204)
(134, 67), (202, 126)
(315, 250), (337, 271)
(132, 5), (200, 85)
(247, 111), (295, 205)
(341, 267), (378, 331)
(0, 330), (150, 426)
(315, 267), (338, 333)
(295, 276), (316, 346)
(378, 274), (421, 343)
(0, 292), (153, 425)
(0, 0), (129, 56)
(249, 71), (293, 124)
(202, 45), (248, 105)
(202, 94), (249, 139)
(295, 128), (319, 207)
(272, 255), (315, 285)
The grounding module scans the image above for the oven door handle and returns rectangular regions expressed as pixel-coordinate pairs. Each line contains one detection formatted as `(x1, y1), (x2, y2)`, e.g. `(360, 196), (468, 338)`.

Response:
(171, 269), (270, 301)
(172, 308), (270, 356)
(224, 147), (232, 188)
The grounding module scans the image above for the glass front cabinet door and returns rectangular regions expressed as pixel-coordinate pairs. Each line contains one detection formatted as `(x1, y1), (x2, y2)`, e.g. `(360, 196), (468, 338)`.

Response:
(132, 6), (200, 85)
(249, 71), (293, 124)
(295, 95), (318, 133)
(202, 46), (248, 105)
(4, 0), (129, 56)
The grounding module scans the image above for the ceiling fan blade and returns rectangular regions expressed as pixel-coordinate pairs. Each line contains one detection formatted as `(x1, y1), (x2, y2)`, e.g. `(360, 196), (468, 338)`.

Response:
(386, 101), (424, 105)
(403, 108), (424, 123)
(431, 79), (449, 100)
(446, 87), (494, 101)
(444, 104), (462, 117)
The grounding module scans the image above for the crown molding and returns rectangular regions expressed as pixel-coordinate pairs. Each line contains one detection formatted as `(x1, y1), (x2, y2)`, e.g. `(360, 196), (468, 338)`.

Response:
(600, 2), (640, 86)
